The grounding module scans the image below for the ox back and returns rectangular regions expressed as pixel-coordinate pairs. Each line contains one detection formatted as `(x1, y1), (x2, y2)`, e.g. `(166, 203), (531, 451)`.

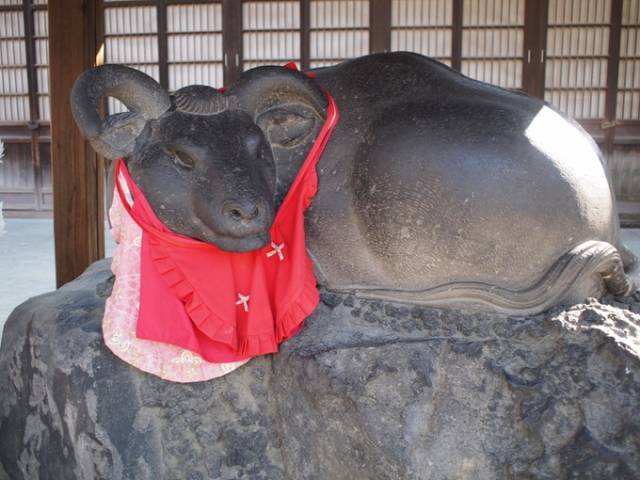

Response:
(304, 52), (635, 314)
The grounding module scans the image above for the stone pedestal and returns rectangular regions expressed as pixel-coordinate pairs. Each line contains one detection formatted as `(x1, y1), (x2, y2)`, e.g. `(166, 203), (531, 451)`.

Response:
(1, 259), (639, 479)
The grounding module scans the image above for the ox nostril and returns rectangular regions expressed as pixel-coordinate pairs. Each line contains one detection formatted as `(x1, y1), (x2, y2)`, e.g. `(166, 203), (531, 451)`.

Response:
(229, 208), (243, 221)
(224, 201), (261, 223)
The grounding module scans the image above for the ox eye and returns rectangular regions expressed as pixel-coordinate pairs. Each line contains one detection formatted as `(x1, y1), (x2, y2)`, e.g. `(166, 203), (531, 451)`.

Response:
(166, 148), (195, 170)
(245, 131), (263, 158)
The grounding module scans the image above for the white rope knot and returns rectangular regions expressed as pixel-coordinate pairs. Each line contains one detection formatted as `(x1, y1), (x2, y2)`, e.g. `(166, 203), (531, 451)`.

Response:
(266, 242), (285, 261)
(235, 293), (250, 312)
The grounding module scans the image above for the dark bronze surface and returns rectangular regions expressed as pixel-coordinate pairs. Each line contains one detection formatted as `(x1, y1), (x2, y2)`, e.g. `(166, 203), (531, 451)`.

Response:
(71, 53), (637, 313)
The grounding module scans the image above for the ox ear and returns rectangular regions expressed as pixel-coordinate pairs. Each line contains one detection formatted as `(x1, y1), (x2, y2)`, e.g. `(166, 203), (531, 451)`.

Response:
(71, 64), (171, 159)
(255, 104), (317, 148)
(88, 111), (146, 159)
(227, 66), (327, 149)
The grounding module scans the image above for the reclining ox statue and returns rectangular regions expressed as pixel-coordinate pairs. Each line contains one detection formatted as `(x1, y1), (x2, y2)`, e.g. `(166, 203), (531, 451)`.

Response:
(71, 52), (637, 315)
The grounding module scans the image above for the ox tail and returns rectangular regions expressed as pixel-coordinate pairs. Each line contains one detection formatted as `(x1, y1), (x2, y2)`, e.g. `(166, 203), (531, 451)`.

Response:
(348, 240), (636, 316)
(598, 244), (636, 297)
(616, 240), (640, 291)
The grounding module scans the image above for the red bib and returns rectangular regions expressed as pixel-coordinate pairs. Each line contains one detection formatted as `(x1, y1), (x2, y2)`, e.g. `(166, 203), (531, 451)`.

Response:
(114, 92), (339, 363)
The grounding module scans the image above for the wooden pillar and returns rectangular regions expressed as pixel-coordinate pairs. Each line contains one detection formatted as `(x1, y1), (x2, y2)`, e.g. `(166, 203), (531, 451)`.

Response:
(157, 0), (169, 90)
(300, 0), (310, 70)
(523, 0), (549, 98)
(370, 0), (391, 54)
(451, 0), (463, 71)
(21, 0), (42, 210)
(222, 0), (242, 84)
(604, 0), (623, 154)
(49, 0), (104, 287)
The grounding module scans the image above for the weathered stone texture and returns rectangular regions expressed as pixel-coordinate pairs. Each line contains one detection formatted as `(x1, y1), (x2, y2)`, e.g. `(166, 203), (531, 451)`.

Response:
(1, 259), (639, 479)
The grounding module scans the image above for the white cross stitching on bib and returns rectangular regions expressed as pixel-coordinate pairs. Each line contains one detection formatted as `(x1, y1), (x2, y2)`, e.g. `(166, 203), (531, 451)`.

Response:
(236, 293), (250, 312)
(266, 242), (285, 261)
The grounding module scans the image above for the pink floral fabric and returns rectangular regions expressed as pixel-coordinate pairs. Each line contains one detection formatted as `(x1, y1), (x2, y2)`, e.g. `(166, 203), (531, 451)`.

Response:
(102, 175), (248, 382)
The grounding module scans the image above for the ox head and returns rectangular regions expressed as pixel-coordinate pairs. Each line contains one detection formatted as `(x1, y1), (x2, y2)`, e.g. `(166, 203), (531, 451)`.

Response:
(71, 64), (327, 252)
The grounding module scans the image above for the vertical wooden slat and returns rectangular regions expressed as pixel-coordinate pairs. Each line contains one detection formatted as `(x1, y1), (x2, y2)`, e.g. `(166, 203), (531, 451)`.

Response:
(452, 0), (463, 70)
(157, 0), (169, 89)
(523, 0), (548, 97)
(523, 0), (538, 96)
(605, 0), (623, 153)
(22, 0), (39, 124)
(301, 0), (310, 69)
(22, 0), (42, 210)
(49, 0), (104, 287)
(535, 0), (549, 98)
(223, 0), (242, 83)
(370, 0), (391, 54)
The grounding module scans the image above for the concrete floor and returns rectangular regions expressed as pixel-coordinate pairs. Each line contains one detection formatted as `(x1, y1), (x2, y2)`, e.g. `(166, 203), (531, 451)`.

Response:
(0, 219), (115, 341)
(623, 228), (640, 254)
(1, 219), (640, 342)
(1, 219), (55, 330)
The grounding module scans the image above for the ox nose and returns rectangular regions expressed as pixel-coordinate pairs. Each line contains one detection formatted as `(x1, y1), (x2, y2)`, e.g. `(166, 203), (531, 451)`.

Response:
(224, 201), (259, 222)
(221, 198), (272, 235)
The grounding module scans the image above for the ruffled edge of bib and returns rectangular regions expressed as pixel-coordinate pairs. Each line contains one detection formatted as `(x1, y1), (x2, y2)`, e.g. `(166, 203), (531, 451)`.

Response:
(237, 268), (319, 356)
(148, 239), (319, 358)
(275, 267), (319, 344)
(149, 245), (239, 350)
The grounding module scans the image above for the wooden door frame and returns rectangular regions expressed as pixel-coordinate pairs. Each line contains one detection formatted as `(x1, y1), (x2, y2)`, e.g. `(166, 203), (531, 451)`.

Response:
(49, 0), (105, 287)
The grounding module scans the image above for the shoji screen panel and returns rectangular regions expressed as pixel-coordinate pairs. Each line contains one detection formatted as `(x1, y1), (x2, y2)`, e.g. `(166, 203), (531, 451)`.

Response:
(0, 143), (35, 208)
(617, 0), (640, 121)
(461, 0), (525, 89)
(310, 0), (369, 67)
(390, 0), (453, 65)
(167, 3), (224, 90)
(545, 0), (611, 120)
(104, 5), (159, 113)
(34, 8), (48, 121)
(0, 9), (29, 121)
(242, 1), (300, 71)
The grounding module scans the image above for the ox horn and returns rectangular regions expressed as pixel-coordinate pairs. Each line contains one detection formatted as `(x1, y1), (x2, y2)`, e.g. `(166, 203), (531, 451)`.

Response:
(71, 64), (171, 159)
(226, 66), (328, 152)
(173, 85), (237, 115)
(227, 66), (327, 120)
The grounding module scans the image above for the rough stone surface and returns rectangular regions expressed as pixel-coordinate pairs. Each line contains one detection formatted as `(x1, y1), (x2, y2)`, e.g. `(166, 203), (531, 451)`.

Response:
(1, 259), (639, 480)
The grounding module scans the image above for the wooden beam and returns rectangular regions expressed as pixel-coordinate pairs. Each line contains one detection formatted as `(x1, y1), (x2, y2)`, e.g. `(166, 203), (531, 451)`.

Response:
(49, 0), (105, 287)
